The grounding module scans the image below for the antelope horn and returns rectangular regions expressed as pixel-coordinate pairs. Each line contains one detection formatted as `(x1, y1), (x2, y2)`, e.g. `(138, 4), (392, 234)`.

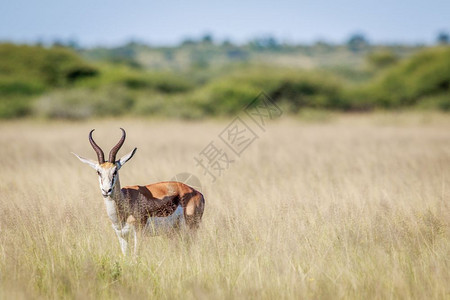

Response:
(89, 129), (105, 164)
(109, 128), (126, 163)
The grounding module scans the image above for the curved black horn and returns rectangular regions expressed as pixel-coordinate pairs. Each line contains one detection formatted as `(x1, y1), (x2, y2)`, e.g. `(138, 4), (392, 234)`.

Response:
(109, 128), (126, 163)
(89, 129), (105, 164)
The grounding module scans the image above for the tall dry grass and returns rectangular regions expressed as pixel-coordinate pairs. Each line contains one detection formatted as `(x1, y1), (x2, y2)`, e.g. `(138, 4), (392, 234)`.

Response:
(0, 113), (449, 299)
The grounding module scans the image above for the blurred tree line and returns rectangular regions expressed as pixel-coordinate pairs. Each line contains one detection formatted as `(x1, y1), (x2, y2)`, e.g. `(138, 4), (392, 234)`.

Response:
(0, 34), (449, 119)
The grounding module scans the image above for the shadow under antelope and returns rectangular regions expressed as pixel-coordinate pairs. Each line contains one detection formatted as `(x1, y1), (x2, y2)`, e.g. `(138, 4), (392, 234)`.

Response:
(72, 128), (205, 255)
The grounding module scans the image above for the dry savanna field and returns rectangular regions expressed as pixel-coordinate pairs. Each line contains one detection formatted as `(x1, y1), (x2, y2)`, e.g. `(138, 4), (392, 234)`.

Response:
(0, 113), (449, 299)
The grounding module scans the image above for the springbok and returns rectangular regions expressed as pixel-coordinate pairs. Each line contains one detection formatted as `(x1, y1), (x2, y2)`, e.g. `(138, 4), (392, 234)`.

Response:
(73, 128), (205, 255)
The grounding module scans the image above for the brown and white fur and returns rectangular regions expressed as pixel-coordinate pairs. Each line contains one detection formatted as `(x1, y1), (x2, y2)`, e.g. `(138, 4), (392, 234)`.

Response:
(73, 128), (205, 255)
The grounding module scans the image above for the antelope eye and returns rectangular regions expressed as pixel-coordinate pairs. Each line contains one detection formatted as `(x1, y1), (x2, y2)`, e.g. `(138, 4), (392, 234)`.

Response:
(97, 171), (101, 176)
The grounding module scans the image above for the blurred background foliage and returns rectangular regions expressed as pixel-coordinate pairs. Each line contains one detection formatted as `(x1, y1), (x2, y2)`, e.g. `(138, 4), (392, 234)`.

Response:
(0, 35), (449, 119)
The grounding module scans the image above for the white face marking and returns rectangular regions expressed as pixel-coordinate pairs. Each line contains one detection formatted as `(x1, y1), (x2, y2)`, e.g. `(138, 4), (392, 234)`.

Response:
(96, 164), (119, 197)
(73, 148), (137, 199)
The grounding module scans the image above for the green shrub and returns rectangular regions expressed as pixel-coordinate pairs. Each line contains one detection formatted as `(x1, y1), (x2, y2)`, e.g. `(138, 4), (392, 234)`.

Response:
(268, 73), (346, 111)
(366, 50), (399, 69)
(0, 43), (98, 89)
(194, 80), (259, 115)
(363, 47), (450, 108)
(77, 65), (193, 94)
(122, 72), (194, 93)
(0, 79), (45, 96)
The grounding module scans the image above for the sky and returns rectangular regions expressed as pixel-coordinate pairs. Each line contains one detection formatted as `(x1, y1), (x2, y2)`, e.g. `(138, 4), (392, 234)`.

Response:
(0, 0), (449, 46)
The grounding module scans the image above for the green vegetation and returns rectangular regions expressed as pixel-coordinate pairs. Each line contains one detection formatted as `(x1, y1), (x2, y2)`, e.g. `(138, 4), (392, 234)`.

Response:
(0, 43), (97, 118)
(0, 42), (449, 119)
(0, 43), (97, 90)
(356, 46), (450, 110)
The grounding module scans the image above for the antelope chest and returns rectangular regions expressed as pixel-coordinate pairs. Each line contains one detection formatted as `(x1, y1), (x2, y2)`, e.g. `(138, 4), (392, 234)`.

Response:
(146, 205), (184, 236)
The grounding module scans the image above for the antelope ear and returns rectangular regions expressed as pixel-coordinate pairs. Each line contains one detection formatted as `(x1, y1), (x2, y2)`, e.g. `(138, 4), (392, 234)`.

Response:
(72, 152), (98, 170)
(117, 148), (137, 169)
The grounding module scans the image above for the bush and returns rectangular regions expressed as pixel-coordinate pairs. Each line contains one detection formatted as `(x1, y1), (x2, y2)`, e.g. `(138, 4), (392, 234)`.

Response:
(366, 50), (399, 69)
(122, 72), (194, 93)
(0, 79), (45, 96)
(268, 73), (346, 111)
(77, 65), (194, 94)
(193, 80), (259, 115)
(0, 43), (98, 90)
(362, 47), (450, 108)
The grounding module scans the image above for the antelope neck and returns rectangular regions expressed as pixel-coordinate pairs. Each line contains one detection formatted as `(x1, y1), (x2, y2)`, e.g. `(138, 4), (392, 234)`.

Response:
(103, 177), (124, 227)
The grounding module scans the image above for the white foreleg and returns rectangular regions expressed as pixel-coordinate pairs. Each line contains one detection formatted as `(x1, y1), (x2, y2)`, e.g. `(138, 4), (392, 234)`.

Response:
(117, 235), (129, 255)
(112, 222), (136, 256)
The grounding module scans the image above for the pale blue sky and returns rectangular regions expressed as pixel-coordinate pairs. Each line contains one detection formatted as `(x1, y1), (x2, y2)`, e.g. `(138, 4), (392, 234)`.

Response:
(0, 0), (448, 46)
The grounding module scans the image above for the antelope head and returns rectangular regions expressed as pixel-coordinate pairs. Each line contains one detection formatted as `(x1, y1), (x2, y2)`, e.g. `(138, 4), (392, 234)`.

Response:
(73, 128), (137, 197)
